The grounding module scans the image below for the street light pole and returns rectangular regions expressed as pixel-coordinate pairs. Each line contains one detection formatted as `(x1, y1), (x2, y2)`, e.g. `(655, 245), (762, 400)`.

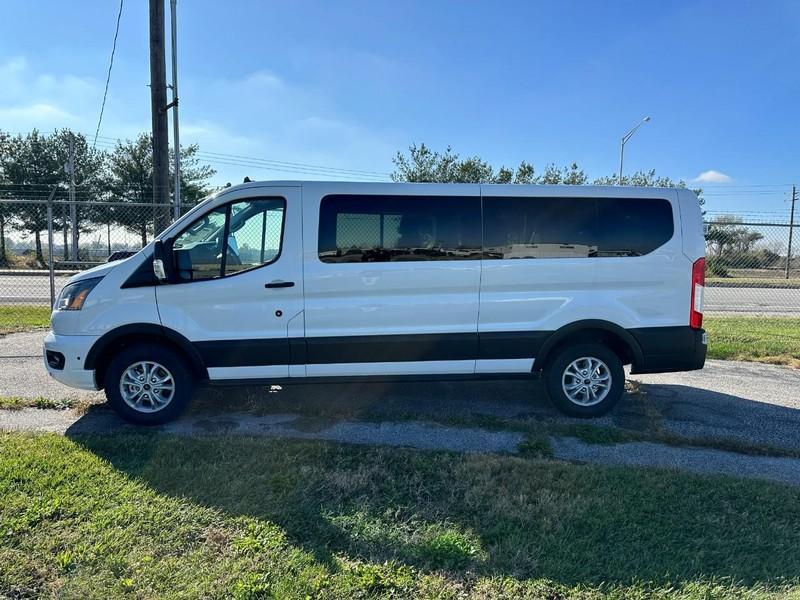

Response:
(169, 0), (181, 220)
(618, 116), (651, 185)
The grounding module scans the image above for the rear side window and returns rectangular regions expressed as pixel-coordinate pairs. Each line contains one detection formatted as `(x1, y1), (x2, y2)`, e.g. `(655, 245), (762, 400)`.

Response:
(483, 196), (673, 259)
(595, 198), (673, 257)
(318, 195), (482, 263)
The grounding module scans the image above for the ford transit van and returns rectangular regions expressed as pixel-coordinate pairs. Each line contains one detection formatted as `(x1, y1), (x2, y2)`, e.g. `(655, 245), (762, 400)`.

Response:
(44, 182), (707, 424)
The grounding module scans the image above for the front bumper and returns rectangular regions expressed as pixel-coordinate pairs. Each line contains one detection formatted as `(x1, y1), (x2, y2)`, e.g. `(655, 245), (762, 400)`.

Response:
(43, 331), (100, 390)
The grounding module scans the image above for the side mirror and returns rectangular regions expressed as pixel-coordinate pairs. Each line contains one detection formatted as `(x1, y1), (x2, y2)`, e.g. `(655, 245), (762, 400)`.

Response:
(153, 240), (169, 283)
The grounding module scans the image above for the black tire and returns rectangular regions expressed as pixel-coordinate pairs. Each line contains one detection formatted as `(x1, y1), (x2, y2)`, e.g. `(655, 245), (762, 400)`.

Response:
(104, 343), (194, 425)
(543, 343), (625, 418)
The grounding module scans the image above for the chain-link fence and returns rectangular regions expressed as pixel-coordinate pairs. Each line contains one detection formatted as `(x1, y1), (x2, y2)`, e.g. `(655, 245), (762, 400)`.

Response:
(0, 196), (798, 334)
(0, 195), (192, 333)
(703, 212), (798, 314)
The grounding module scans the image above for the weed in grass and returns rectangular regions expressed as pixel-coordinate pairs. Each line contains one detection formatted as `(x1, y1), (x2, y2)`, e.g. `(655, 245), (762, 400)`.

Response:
(0, 396), (79, 411)
(230, 572), (273, 599)
(0, 396), (24, 409)
(418, 529), (485, 569)
(550, 423), (642, 446)
(517, 433), (553, 458)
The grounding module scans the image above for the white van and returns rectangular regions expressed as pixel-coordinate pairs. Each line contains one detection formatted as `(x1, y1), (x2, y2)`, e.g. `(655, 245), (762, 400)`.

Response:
(44, 182), (707, 424)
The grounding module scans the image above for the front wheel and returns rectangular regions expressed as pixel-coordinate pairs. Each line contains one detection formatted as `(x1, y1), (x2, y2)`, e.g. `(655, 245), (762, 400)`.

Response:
(544, 343), (624, 418)
(104, 343), (194, 425)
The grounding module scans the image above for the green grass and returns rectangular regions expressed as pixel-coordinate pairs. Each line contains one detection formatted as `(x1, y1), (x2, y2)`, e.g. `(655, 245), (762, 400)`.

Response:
(704, 316), (800, 367)
(0, 305), (50, 334)
(0, 396), (81, 411)
(2, 432), (800, 599)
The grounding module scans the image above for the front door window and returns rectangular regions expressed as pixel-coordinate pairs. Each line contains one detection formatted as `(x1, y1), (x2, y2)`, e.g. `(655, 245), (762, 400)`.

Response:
(172, 198), (286, 281)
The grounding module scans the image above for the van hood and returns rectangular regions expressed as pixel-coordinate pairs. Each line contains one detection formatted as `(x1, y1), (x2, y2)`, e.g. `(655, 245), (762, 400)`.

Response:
(67, 255), (132, 284)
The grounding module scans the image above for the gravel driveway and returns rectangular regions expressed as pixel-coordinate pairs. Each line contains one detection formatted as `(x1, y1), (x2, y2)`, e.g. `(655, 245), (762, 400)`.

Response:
(2, 330), (800, 486)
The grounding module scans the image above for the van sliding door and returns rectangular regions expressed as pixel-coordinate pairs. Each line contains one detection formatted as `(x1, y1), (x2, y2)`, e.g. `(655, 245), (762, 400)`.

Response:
(302, 184), (482, 377)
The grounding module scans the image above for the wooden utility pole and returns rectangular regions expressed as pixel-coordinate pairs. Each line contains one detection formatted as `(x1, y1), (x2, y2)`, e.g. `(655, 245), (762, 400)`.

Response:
(787, 184), (796, 280)
(149, 0), (171, 234)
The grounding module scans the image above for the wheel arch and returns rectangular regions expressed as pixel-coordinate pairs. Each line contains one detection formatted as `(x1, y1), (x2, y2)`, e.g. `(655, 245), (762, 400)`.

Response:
(85, 323), (208, 389)
(533, 320), (644, 373)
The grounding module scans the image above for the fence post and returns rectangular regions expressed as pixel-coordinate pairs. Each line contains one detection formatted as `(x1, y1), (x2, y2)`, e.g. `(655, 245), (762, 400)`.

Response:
(46, 188), (56, 307)
(787, 184), (796, 280)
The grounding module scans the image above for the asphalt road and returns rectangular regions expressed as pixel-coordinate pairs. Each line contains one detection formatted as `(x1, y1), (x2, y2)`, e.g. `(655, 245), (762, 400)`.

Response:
(0, 274), (71, 304)
(2, 330), (799, 452)
(705, 286), (800, 313)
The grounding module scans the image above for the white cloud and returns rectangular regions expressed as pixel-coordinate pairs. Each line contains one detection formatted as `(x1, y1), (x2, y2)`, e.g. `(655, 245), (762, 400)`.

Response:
(692, 170), (732, 184)
(0, 56), (149, 140)
(0, 57), (397, 185)
(177, 69), (397, 184)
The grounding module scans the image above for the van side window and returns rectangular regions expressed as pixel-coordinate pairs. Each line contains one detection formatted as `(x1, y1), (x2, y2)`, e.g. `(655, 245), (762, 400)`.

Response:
(596, 198), (673, 257)
(483, 197), (597, 259)
(225, 200), (285, 275)
(172, 205), (228, 279)
(483, 197), (673, 259)
(318, 195), (482, 263)
(173, 197), (286, 281)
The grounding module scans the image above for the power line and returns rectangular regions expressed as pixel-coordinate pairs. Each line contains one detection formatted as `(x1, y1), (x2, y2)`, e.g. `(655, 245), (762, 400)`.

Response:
(93, 0), (125, 147)
(87, 133), (393, 179)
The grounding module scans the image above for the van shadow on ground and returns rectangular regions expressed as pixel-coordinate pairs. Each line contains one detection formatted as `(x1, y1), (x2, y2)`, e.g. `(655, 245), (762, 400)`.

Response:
(65, 378), (800, 587)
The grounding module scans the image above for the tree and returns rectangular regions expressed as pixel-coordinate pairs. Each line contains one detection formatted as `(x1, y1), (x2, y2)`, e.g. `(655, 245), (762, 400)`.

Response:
(51, 129), (107, 259)
(175, 143), (216, 206)
(106, 134), (156, 247)
(705, 215), (772, 270)
(593, 169), (704, 209)
(0, 130), (62, 265)
(106, 133), (216, 246)
(392, 145), (588, 187)
(0, 129), (106, 264)
(0, 131), (14, 266)
(391, 143), (545, 184)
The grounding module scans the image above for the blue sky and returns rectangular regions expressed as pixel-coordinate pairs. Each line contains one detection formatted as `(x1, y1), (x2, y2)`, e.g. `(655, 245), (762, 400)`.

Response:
(2, 0), (798, 213)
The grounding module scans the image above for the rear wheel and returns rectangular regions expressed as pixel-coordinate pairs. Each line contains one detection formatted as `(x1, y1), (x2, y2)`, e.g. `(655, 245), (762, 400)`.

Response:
(104, 343), (194, 425)
(544, 343), (624, 418)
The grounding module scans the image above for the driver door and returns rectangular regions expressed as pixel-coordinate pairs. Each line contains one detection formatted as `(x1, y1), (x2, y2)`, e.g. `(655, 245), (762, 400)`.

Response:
(156, 186), (303, 380)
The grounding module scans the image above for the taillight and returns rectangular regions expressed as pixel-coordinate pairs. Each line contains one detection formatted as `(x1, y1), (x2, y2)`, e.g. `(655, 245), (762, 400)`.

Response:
(690, 258), (705, 329)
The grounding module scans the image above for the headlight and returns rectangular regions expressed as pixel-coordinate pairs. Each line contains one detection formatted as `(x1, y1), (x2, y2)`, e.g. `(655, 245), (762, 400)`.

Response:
(55, 277), (103, 311)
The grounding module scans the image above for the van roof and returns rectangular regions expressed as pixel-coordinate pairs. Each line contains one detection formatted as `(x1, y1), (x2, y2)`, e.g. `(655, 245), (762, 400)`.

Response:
(219, 180), (690, 195)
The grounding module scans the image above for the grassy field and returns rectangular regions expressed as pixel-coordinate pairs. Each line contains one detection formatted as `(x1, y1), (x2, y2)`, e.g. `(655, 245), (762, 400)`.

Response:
(2, 432), (800, 599)
(0, 305), (50, 335)
(704, 316), (800, 367)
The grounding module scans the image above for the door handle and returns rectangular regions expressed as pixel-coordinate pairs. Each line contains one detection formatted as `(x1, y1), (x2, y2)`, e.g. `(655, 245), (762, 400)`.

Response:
(265, 280), (295, 288)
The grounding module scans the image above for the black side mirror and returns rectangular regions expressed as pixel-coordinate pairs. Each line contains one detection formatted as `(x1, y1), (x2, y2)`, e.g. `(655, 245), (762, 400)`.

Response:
(153, 240), (169, 283)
